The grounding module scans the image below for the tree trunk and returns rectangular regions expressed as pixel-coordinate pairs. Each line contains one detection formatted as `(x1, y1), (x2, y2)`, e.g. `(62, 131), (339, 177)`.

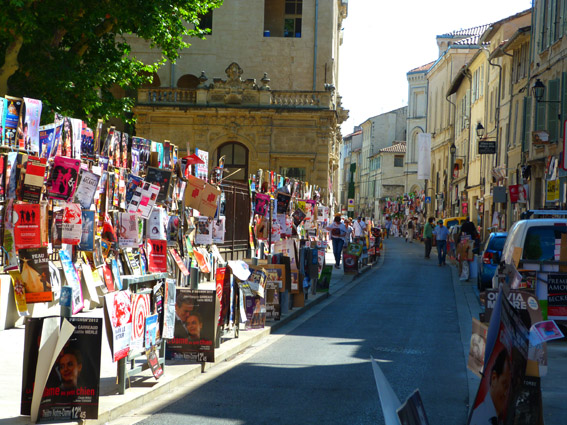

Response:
(0, 36), (24, 96)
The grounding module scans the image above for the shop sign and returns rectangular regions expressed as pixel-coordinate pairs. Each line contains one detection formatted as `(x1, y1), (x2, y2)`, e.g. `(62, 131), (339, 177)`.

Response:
(478, 140), (496, 154)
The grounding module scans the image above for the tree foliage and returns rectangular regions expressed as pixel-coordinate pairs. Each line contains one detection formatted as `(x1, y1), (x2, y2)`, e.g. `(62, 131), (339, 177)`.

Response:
(0, 0), (222, 125)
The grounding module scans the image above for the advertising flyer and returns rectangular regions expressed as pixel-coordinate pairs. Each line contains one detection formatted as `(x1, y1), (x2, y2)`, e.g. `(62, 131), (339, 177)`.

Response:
(244, 295), (266, 329)
(127, 182), (160, 219)
(47, 156), (81, 200)
(61, 203), (82, 245)
(130, 293), (151, 352)
(104, 291), (132, 362)
(78, 210), (95, 252)
(21, 317), (103, 421)
(147, 239), (168, 273)
(73, 169), (100, 209)
(19, 247), (52, 303)
(195, 216), (213, 245)
(13, 203), (42, 249)
(59, 250), (84, 314)
(145, 166), (173, 204)
(39, 317), (103, 421)
(167, 289), (219, 362)
(118, 212), (140, 248)
(212, 216), (226, 244)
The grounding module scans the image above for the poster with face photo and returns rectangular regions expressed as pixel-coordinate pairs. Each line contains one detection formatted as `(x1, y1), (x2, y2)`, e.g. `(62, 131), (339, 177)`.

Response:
(37, 317), (103, 421)
(195, 216), (213, 245)
(167, 288), (218, 362)
(19, 247), (52, 303)
(212, 216), (226, 244)
(244, 295), (266, 329)
(18, 97), (42, 153)
(146, 207), (167, 240)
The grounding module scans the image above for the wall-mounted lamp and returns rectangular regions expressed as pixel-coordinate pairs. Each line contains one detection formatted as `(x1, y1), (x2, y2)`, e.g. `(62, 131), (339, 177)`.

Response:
(531, 78), (561, 103)
(476, 123), (485, 139)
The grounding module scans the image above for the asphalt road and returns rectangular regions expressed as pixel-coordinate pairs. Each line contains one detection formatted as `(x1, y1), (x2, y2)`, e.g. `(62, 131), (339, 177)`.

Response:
(132, 238), (470, 424)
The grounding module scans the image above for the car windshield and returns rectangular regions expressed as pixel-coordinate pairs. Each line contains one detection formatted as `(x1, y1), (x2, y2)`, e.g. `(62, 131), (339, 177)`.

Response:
(523, 226), (567, 260)
(488, 236), (506, 251)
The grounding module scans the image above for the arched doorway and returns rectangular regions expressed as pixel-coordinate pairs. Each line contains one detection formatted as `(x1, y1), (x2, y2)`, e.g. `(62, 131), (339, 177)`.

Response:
(177, 74), (200, 89)
(217, 142), (248, 181)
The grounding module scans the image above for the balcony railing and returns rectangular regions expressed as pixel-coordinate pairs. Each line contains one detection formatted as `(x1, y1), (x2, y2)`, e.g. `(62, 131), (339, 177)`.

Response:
(137, 88), (334, 110)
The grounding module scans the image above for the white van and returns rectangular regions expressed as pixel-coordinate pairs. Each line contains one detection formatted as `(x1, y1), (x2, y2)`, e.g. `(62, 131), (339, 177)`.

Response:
(500, 218), (567, 266)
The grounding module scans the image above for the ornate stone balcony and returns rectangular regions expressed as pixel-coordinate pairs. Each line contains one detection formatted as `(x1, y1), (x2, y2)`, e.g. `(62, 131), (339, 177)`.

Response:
(137, 62), (337, 110)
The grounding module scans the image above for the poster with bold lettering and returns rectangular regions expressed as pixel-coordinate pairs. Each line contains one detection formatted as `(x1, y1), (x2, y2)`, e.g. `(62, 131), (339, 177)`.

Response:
(13, 203), (42, 249)
(38, 317), (103, 421)
(73, 169), (100, 209)
(147, 239), (168, 273)
(62, 203), (82, 245)
(48, 156), (81, 201)
(103, 291), (132, 362)
(547, 273), (567, 320)
(19, 247), (52, 303)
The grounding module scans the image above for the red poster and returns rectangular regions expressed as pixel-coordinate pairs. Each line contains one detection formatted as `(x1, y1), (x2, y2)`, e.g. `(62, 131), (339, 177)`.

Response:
(13, 203), (42, 249)
(169, 248), (189, 276)
(102, 263), (115, 292)
(147, 239), (168, 273)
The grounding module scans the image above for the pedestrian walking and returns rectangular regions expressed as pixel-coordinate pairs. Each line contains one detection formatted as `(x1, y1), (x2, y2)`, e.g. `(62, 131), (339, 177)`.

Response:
(433, 219), (449, 266)
(353, 216), (366, 238)
(384, 216), (392, 239)
(423, 217), (434, 258)
(406, 217), (415, 243)
(326, 215), (347, 269)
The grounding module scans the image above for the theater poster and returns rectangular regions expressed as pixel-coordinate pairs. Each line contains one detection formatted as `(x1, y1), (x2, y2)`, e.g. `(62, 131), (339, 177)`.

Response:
(19, 247), (52, 303)
(147, 239), (168, 273)
(21, 317), (103, 421)
(39, 317), (103, 421)
(103, 291), (132, 362)
(167, 289), (219, 362)
(59, 249), (84, 314)
(13, 203), (42, 249)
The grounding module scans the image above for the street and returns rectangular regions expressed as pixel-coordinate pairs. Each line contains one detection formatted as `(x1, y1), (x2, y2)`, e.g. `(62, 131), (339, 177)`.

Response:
(117, 238), (470, 424)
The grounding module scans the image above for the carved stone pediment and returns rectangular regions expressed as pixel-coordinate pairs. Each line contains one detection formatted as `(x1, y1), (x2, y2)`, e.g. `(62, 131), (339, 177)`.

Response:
(209, 62), (257, 104)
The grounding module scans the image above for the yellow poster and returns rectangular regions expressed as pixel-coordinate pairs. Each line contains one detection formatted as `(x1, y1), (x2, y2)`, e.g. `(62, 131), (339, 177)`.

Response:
(547, 180), (559, 202)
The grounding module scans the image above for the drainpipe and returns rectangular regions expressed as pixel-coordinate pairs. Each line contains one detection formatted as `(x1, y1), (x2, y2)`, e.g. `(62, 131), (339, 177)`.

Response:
(313, 0), (319, 91)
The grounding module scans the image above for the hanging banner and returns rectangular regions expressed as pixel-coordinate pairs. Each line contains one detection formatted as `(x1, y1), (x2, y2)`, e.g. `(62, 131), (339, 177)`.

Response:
(417, 133), (431, 180)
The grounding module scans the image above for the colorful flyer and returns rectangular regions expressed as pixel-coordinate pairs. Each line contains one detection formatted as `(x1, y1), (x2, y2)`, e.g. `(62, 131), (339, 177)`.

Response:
(61, 203), (82, 245)
(145, 166), (173, 204)
(195, 216), (213, 245)
(167, 288), (218, 362)
(145, 313), (159, 349)
(13, 203), (42, 249)
(18, 97), (42, 152)
(212, 216), (226, 244)
(73, 169), (100, 209)
(118, 212), (140, 248)
(78, 210), (95, 251)
(19, 247), (52, 303)
(169, 248), (190, 276)
(127, 181), (160, 219)
(130, 293), (151, 352)
(59, 249), (84, 314)
(104, 291), (133, 362)
(48, 156), (81, 200)
(37, 317), (103, 421)
(147, 239), (168, 273)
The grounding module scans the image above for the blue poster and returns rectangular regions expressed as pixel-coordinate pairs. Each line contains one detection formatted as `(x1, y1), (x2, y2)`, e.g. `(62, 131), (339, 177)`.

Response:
(79, 210), (95, 251)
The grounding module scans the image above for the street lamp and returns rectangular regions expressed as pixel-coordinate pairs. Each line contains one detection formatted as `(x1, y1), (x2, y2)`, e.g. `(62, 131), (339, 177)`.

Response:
(476, 122), (485, 139)
(450, 143), (456, 155)
(531, 78), (561, 104)
(532, 78), (545, 102)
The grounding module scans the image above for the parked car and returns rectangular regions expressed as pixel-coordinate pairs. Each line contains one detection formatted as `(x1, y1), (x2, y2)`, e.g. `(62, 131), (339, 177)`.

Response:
(495, 211), (567, 289)
(478, 232), (507, 291)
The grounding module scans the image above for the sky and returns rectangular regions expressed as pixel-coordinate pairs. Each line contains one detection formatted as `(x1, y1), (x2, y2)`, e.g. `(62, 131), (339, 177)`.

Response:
(338, 0), (534, 135)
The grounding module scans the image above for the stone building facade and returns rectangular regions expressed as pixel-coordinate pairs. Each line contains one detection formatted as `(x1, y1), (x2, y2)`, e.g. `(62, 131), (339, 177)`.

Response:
(130, 0), (348, 205)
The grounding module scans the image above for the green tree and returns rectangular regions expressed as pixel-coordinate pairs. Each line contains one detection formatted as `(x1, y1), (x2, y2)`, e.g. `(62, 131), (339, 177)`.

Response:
(0, 0), (222, 125)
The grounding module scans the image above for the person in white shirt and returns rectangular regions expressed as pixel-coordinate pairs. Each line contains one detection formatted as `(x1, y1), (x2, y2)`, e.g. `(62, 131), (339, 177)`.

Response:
(353, 216), (366, 238)
(326, 215), (347, 268)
